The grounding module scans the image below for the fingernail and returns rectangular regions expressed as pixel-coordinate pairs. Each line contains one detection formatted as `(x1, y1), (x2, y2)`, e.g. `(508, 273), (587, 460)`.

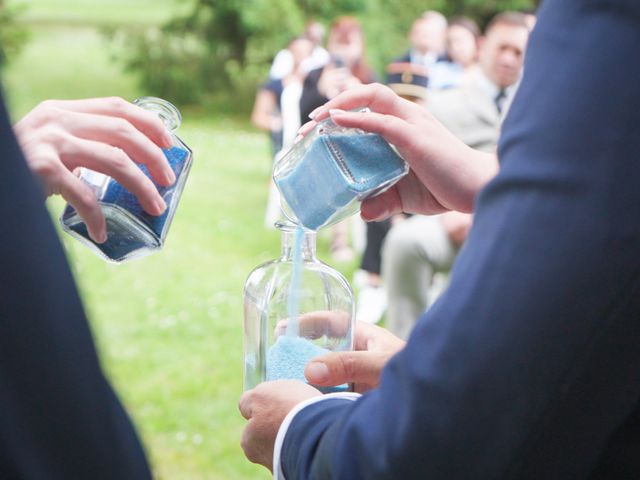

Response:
(294, 134), (304, 144)
(162, 131), (174, 148)
(329, 108), (347, 118)
(308, 107), (322, 119)
(154, 197), (167, 214)
(96, 230), (107, 244)
(306, 362), (329, 383)
(164, 168), (176, 185)
(362, 210), (386, 223)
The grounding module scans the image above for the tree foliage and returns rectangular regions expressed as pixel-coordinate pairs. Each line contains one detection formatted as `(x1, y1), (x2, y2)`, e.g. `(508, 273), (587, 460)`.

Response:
(0, 1), (29, 68)
(118, 0), (537, 107)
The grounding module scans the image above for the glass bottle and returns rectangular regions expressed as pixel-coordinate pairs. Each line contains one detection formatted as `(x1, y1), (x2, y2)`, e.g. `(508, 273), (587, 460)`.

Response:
(243, 221), (355, 392)
(60, 97), (193, 263)
(273, 110), (409, 231)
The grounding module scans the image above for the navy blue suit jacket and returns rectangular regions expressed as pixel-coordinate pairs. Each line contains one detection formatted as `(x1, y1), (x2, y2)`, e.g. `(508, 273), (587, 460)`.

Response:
(281, 1), (640, 478)
(0, 91), (151, 477)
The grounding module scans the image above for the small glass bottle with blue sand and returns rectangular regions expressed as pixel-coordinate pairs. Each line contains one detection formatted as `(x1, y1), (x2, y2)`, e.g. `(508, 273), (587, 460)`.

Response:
(243, 221), (355, 392)
(273, 109), (409, 231)
(60, 97), (193, 263)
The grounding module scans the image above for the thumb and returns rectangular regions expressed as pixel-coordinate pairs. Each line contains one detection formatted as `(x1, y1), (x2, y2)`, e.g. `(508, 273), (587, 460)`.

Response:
(305, 351), (385, 388)
(361, 187), (402, 222)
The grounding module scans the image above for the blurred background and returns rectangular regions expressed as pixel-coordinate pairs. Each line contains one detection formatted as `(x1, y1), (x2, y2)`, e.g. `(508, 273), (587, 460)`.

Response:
(0, 0), (536, 478)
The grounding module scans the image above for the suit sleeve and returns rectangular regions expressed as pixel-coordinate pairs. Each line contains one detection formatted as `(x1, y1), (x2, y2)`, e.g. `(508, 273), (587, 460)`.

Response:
(0, 89), (151, 478)
(280, 1), (640, 478)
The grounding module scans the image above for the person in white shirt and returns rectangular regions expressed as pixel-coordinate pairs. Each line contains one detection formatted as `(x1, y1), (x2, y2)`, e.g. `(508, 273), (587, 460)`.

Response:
(404, 11), (448, 68)
(269, 21), (330, 80)
(429, 16), (480, 90)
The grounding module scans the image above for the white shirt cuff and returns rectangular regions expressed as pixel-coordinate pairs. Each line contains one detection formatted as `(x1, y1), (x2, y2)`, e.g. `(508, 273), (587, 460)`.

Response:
(273, 392), (361, 480)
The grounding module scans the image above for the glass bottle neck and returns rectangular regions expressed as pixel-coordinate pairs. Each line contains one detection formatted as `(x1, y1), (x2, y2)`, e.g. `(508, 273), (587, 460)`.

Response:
(280, 227), (317, 262)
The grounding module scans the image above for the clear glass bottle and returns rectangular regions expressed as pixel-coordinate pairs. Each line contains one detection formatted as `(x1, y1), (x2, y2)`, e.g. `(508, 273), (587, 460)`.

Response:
(243, 221), (355, 392)
(273, 110), (409, 231)
(60, 97), (193, 263)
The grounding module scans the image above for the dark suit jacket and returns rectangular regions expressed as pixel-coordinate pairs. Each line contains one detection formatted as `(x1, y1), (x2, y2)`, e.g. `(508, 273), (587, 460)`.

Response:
(0, 90), (151, 478)
(281, 1), (640, 478)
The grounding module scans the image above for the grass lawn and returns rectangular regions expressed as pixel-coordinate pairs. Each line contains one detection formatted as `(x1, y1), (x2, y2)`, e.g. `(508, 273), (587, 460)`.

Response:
(3, 4), (358, 479)
(6, 0), (189, 26)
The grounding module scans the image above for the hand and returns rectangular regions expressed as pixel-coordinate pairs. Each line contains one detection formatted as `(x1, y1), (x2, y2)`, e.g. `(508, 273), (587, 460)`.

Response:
(440, 211), (473, 247)
(298, 84), (499, 220)
(305, 321), (406, 393)
(274, 310), (352, 339)
(239, 380), (321, 471)
(14, 97), (176, 243)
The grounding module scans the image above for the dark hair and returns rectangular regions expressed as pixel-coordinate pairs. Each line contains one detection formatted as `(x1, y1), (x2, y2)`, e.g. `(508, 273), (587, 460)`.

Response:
(485, 11), (529, 35)
(449, 16), (480, 39)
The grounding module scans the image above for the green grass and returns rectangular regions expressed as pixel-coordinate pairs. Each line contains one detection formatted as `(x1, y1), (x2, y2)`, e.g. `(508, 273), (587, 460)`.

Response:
(2, 7), (358, 478)
(4, 26), (142, 117)
(7, 0), (189, 26)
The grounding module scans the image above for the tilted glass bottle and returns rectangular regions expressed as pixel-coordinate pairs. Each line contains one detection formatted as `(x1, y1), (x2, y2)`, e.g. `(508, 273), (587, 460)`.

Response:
(60, 96), (193, 263)
(243, 222), (355, 392)
(273, 110), (409, 231)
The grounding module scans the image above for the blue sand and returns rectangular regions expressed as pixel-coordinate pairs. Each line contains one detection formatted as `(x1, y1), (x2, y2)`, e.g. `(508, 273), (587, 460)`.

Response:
(266, 336), (349, 393)
(276, 134), (406, 231)
(61, 146), (189, 261)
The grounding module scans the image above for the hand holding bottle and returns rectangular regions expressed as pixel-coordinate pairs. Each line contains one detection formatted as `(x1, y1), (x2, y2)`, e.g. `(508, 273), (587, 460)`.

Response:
(304, 320), (406, 393)
(14, 97), (176, 243)
(299, 83), (500, 221)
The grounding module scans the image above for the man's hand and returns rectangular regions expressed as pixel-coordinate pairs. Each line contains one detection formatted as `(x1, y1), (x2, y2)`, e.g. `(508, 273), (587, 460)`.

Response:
(239, 380), (321, 471)
(305, 321), (406, 393)
(14, 97), (175, 243)
(297, 83), (499, 220)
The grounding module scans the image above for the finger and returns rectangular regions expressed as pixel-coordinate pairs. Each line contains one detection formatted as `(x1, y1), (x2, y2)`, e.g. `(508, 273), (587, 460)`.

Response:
(240, 420), (274, 471)
(240, 420), (257, 462)
(308, 83), (418, 122)
(238, 390), (254, 420)
(296, 119), (318, 138)
(298, 311), (352, 339)
(57, 168), (107, 243)
(64, 111), (175, 186)
(274, 311), (352, 339)
(361, 173), (448, 219)
(328, 109), (417, 152)
(360, 187), (403, 222)
(352, 321), (385, 351)
(305, 351), (386, 387)
(352, 321), (407, 353)
(61, 137), (166, 216)
(41, 97), (173, 149)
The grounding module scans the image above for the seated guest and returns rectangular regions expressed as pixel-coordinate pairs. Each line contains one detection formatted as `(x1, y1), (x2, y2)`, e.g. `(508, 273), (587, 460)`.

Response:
(429, 16), (481, 89)
(353, 62), (430, 324)
(382, 11), (530, 339)
(395, 11), (449, 73)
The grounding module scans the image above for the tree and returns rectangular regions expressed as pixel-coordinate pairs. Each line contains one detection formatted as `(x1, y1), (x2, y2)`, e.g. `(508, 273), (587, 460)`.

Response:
(117, 0), (537, 107)
(0, 1), (29, 68)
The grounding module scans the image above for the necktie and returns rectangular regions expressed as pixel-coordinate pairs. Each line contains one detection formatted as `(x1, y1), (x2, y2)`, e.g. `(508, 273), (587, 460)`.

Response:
(495, 89), (507, 113)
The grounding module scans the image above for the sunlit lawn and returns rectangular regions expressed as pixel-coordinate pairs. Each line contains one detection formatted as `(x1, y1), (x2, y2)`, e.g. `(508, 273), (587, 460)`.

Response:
(7, 0), (190, 26)
(3, 3), (357, 478)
